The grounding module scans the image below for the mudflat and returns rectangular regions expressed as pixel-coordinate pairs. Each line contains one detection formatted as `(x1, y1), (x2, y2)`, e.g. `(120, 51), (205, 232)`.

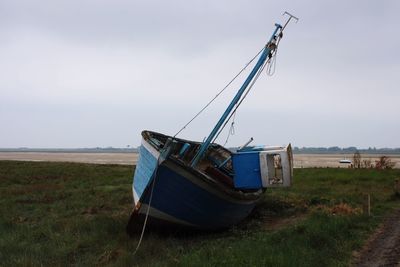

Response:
(0, 152), (138, 165)
(294, 154), (400, 168)
(0, 152), (399, 168)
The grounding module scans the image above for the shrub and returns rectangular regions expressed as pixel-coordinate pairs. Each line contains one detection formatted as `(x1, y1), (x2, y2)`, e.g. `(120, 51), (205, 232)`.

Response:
(352, 151), (361, 169)
(375, 156), (396, 170)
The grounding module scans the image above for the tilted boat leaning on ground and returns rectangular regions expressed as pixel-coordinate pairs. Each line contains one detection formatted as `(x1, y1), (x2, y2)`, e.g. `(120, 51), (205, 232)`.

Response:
(127, 13), (298, 233)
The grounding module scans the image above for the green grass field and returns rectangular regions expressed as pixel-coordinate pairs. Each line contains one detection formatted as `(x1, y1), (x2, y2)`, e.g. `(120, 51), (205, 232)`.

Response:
(0, 161), (399, 266)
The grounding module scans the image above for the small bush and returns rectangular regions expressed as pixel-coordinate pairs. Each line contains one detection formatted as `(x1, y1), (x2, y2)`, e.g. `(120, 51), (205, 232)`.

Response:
(362, 159), (373, 168)
(352, 151), (361, 169)
(375, 156), (396, 170)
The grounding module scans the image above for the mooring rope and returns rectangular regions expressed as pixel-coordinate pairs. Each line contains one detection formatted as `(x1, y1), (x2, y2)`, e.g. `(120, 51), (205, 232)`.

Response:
(132, 171), (157, 256)
(132, 155), (162, 256)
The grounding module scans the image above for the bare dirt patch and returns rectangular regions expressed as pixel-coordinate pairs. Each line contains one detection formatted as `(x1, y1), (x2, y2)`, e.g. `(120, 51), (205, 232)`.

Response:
(352, 209), (400, 267)
(313, 203), (362, 216)
(263, 213), (308, 231)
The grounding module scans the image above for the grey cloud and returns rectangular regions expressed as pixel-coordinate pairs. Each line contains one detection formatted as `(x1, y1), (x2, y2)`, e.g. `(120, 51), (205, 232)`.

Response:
(0, 0), (399, 148)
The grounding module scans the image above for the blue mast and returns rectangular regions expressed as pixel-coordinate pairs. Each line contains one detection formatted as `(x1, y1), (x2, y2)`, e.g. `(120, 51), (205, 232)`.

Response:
(191, 23), (283, 167)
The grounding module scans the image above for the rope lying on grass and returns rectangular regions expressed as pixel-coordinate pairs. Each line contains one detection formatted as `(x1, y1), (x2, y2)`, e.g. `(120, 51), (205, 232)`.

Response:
(132, 167), (158, 256)
(133, 144), (171, 256)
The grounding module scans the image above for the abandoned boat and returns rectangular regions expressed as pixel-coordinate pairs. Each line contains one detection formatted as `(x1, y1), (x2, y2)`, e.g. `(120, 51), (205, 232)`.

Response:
(128, 13), (298, 231)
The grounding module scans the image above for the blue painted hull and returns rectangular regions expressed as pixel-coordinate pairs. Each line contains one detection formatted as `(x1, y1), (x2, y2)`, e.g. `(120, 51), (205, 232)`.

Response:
(131, 132), (261, 230)
(139, 161), (258, 229)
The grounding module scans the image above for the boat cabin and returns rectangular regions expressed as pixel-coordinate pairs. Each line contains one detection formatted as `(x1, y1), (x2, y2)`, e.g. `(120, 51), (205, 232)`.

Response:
(143, 131), (293, 191)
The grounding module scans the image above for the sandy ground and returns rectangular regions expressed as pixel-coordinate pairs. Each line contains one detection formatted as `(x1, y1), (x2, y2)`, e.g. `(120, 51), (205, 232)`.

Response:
(294, 154), (400, 169)
(0, 152), (399, 168)
(0, 152), (138, 165)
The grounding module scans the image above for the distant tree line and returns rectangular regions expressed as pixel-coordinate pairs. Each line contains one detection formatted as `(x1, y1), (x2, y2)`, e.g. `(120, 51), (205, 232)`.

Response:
(1, 146), (399, 155)
(292, 146), (400, 154)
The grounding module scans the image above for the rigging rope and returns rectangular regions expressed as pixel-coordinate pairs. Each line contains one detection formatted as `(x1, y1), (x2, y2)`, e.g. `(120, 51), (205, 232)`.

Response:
(212, 55), (270, 144)
(266, 35), (281, 76)
(214, 34), (283, 145)
(223, 111), (236, 146)
(173, 47), (265, 138)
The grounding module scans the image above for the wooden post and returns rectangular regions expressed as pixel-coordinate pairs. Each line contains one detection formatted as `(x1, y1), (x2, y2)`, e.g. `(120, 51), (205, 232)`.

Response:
(362, 194), (371, 216)
(395, 179), (400, 195)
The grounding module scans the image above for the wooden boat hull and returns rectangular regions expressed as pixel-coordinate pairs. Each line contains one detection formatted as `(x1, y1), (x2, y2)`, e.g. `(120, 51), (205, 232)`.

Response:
(130, 132), (261, 230)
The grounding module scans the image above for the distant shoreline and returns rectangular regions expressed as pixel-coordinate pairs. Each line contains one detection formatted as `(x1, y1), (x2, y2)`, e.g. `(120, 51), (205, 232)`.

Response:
(0, 148), (138, 153)
(0, 148), (399, 155)
(0, 152), (399, 168)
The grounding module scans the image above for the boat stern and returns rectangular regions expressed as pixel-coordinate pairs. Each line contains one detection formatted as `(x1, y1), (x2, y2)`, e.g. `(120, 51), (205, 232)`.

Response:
(232, 144), (293, 189)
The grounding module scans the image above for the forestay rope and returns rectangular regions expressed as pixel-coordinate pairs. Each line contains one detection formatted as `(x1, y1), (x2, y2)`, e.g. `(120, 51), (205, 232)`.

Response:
(214, 34), (282, 145)
(173, 47), (264, 138)
(173, 32), (283, 145)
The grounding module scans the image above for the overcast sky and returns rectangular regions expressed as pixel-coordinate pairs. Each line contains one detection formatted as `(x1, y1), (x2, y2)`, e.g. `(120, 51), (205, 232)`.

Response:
(0, 0), (399, 148)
